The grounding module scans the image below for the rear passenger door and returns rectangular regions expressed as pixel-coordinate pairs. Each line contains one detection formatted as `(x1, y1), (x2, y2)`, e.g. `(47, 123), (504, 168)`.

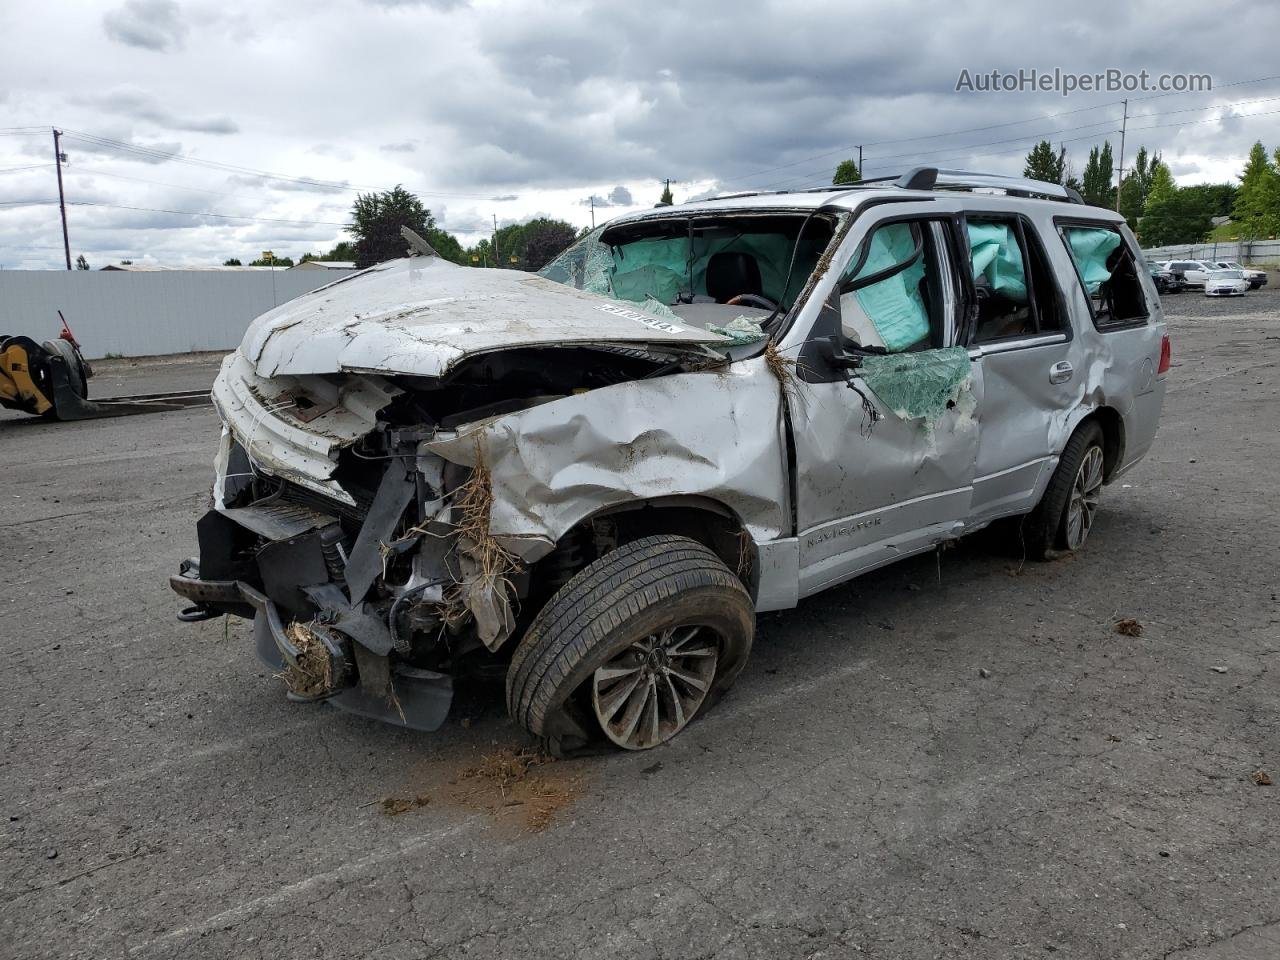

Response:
(961, 212), (1078, 524)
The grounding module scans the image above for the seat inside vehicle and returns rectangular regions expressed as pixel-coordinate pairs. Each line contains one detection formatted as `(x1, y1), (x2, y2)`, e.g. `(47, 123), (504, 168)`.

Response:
(540, 213), (837, 325)
(705, 251), (763, 303)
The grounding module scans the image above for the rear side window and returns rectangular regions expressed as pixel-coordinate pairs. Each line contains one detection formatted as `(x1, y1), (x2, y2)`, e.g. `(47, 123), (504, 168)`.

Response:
(965, 215), (1065, 344)
(1059, 224), (1148, 329)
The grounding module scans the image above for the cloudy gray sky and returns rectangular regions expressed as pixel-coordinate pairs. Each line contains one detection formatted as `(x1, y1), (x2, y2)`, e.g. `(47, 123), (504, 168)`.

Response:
(1, 0), (1278, 269)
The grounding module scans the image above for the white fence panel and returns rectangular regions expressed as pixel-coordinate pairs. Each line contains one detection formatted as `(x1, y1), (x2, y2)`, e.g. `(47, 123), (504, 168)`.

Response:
(1141, 239), (1280, 265)
(0, 270), (343, 359)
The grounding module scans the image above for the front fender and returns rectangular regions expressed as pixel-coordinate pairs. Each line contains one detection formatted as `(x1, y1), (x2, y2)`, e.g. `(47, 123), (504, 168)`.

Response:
(426, 358), (790, 562)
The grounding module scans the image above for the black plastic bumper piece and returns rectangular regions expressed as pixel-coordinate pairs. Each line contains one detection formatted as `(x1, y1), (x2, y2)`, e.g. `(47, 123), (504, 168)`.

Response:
(172, 565), (453, 732)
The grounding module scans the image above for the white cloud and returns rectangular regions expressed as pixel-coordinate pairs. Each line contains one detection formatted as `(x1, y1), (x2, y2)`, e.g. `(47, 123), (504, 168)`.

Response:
(102, 0), (187, 52)
(0, 0), (1276, 268)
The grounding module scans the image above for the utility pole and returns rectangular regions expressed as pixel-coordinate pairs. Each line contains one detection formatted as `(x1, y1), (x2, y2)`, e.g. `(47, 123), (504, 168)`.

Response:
(857, 144), (863, 178)
(492, 214), (500, 268)
(1115, 99), (1128, 213)
(590, 195), (595, 229)
(52, 128), (71, 270)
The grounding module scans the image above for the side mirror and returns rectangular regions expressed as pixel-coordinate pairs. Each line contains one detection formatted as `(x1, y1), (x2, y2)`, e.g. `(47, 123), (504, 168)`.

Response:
(813, 335), (886, 373)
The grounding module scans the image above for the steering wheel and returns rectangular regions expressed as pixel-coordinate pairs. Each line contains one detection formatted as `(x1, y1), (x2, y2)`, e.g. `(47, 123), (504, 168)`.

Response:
(725, 293), (778, 310)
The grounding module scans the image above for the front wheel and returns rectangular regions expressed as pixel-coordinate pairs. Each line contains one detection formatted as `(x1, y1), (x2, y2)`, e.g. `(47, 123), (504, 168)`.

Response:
(506, 535), (754, 752)
(1019, 422), (1106, 560)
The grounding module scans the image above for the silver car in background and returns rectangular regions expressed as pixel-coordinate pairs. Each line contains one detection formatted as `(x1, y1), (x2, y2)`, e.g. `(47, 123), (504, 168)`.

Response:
(1204, 268), (1250, 296)
(171, 168), (1169, 752)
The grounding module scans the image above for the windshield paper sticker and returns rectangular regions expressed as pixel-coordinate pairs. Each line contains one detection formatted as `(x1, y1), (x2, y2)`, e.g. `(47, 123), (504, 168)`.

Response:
(596, 302), (685, 334)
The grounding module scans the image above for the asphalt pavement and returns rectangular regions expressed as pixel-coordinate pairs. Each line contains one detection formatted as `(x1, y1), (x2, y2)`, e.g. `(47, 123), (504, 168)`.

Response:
(1, 288), (1277, 959)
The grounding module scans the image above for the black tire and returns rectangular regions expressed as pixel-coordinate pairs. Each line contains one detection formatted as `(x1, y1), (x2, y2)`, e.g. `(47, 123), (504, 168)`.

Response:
(506, 535), (754, 752)
(1018, 421), (1106, 561)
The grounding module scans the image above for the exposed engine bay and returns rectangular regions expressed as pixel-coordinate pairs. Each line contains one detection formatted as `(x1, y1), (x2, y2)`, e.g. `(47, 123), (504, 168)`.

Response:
(172, 338), (742, 731)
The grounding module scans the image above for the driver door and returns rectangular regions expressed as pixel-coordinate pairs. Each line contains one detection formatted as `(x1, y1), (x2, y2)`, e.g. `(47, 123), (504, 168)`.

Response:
(786, 203), (981, 599)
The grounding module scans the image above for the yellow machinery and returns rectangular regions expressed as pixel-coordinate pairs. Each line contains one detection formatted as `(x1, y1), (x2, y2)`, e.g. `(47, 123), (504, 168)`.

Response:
(1, 313), (206, 420)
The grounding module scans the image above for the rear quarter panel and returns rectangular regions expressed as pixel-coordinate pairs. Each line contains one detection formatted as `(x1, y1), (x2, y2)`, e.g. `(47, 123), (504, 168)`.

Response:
(1043, 214), (1166, 476)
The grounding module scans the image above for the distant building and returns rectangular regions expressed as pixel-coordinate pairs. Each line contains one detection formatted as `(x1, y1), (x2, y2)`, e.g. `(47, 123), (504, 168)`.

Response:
(289, 260), (358, 273)
(99, 264), (277, 272)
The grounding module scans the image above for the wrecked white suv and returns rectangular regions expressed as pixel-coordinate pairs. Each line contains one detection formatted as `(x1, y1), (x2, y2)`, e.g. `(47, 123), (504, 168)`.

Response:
(172, 168), (1169, 752)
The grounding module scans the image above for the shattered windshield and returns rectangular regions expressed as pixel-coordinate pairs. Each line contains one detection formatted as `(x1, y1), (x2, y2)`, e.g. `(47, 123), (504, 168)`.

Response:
(538, 213), (836, 342)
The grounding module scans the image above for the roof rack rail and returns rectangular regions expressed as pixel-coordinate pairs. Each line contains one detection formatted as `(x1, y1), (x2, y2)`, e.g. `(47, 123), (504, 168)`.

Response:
(889, 167), (1084, 203)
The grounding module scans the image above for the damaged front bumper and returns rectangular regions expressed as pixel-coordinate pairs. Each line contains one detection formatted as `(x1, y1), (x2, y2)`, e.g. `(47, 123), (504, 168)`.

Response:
(171, 555), (453, 731)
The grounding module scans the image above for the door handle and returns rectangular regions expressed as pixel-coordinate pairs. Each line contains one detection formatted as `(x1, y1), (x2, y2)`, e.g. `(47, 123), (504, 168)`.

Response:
(1049, 360), (1073, 384)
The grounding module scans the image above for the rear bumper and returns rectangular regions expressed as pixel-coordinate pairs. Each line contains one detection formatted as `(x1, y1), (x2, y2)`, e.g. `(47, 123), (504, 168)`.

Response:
(170, 561), (453, 732)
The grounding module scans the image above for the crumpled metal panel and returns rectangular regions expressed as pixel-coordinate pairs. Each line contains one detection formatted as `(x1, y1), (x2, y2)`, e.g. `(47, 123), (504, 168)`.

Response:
(427, 358), (789, 555)
(239, 257), (729, 380)
(211, 351), (401, 505)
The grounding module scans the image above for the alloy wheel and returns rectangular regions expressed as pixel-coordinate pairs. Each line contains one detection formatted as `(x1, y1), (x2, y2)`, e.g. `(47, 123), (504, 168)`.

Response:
(1065, 446), (1104, 550)
(590, 625), (720, 750)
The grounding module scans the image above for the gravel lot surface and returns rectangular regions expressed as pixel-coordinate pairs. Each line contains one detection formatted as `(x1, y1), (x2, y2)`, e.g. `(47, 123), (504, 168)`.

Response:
(2, 289), (1277, 959)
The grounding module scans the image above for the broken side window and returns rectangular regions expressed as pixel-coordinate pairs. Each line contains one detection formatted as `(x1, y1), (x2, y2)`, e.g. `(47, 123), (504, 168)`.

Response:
(966, 216), (1064, 342)
(837, 218), (957, 353)
(1058, 223), (1148, 329)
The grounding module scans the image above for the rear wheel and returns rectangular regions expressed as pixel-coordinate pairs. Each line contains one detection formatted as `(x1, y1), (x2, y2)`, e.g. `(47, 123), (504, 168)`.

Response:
(1019, 421), (1106, 560)
(506, 535), (754, 752)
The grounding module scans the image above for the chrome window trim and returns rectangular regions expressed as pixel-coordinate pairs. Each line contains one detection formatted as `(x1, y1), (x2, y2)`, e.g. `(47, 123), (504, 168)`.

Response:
(968, 332), (1068, 358)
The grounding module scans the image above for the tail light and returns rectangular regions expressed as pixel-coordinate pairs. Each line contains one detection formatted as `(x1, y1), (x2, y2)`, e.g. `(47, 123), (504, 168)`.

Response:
(1157, 333), (1172, 376)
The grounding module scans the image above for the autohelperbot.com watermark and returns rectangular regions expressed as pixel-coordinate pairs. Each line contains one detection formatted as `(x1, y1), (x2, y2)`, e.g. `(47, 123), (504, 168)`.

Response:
(956, 68), (1212, 97)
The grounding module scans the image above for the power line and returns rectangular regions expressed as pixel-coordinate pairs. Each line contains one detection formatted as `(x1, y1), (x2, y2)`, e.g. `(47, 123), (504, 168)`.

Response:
(1, 197), (348, 226)
(64, 200), (349, 227)
(65, 166), (262, 200)
(58, 129), (506, 200)
(762, 93), (1280, 191)
(718, 98), (1125, 187)
(721, 73), (1280, 190)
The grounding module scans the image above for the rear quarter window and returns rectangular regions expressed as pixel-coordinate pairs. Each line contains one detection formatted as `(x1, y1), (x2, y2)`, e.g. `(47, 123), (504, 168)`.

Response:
(1057, 222), (1149, 330)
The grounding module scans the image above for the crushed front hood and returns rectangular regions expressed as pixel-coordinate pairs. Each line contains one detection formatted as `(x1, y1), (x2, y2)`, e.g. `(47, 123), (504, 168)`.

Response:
(241, 257), (729, 378)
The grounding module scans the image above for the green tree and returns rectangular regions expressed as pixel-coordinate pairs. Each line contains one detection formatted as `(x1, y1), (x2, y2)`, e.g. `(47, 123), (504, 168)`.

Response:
(465, 238), (494, 267)
(1118, 147), (1158, 228)
(1141, 162), (1212, 246)
(659, 181), (674, 205)
(223, 257), (243, 266)
(349, 185), (433, 268)
(1081, 142), (1116, 208)
(74, 254), (89, 270)
(1084, 142), (1117, 206)
(1141, 159), (1176, 212)
(522, 219), (579, 271)
(1022, 141), (1065, 183)
(833, 159), (862, 185)
(1181, 183), (1238, 219)
(1231, 142), (1280, 239)
(250, 254), (294, 267)
(424, 227), (468, 265)
(1142, 192), (1212, 246)
(493, 222), (527, 268)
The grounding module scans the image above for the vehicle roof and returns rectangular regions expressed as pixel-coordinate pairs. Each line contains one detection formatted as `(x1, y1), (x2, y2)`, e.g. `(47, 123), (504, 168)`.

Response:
(604, 184), (1126, 227)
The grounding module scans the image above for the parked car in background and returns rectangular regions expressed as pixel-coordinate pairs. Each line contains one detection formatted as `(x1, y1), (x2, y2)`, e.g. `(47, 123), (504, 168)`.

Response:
(1147, 260), (1182, 294)
(1204, 268), (1250, 297)
(1161, 260), (1215, 289)
(1209, 261), (1267, 289)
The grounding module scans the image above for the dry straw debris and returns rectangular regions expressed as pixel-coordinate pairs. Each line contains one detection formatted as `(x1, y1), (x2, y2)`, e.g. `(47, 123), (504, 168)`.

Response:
(454, 437), (518, 584)
(458, 747), (582, 833)
(278, 622), (333, 698)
